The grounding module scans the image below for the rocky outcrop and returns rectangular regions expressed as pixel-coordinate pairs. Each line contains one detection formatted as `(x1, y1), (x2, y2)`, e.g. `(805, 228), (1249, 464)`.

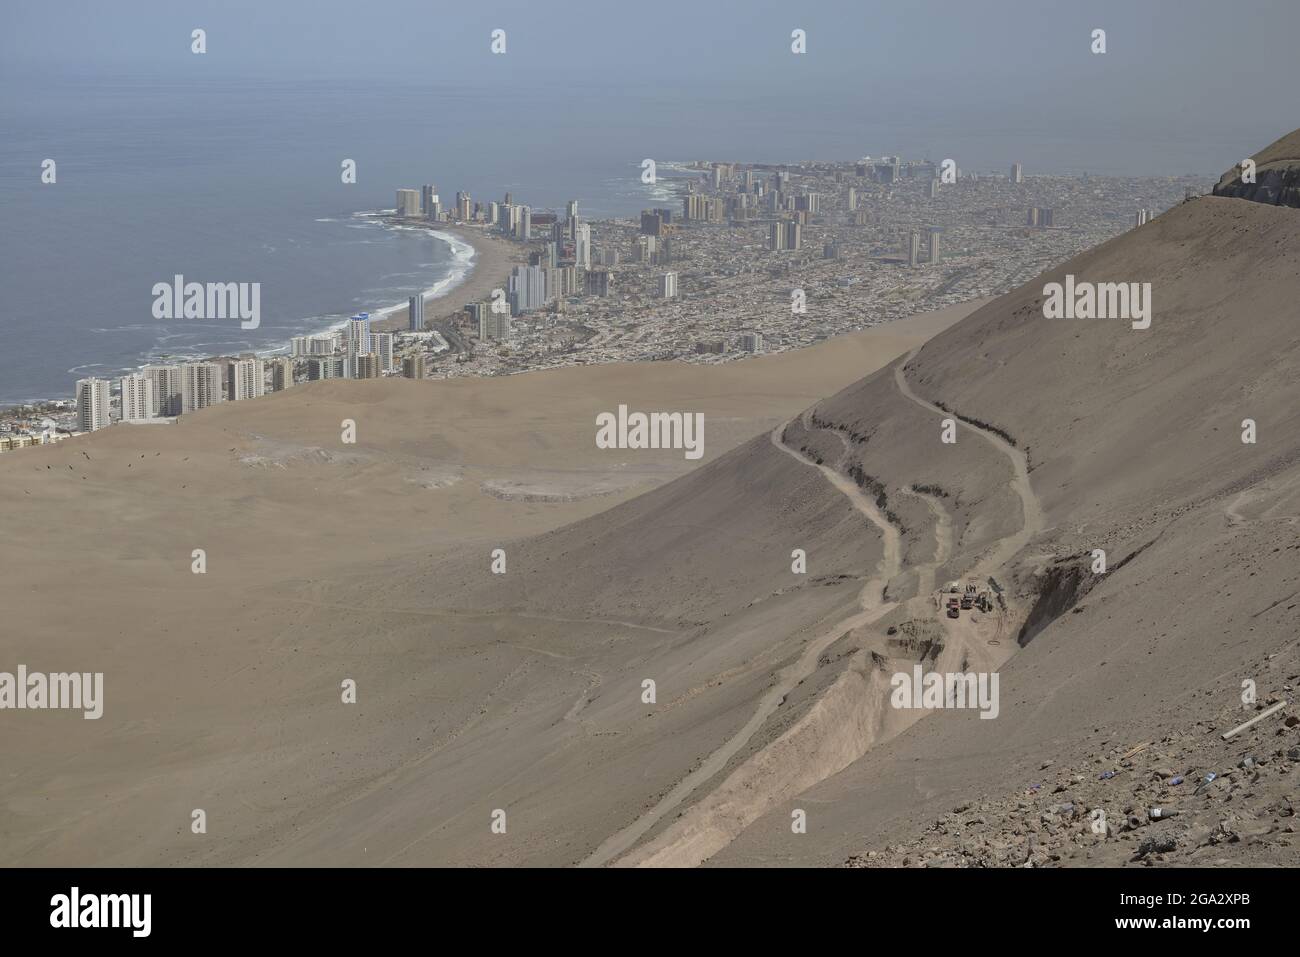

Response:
(1212, 128), (1300, 208)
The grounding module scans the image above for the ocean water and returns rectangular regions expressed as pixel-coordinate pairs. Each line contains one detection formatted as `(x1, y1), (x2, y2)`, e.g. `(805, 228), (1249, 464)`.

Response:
(0, 76), (679, 405)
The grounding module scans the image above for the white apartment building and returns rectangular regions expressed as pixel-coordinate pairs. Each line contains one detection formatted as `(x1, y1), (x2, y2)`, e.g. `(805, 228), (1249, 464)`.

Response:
(396, 189), (422, 217)
(120, 373), (155, 420)
(182, 361), (224, 411)
(270, 357), (294, 391)
(227, 358), (265, 401)
(76, 377), (111, 432)
(370, 332), (395, 373)
(143, 363), (184, 416)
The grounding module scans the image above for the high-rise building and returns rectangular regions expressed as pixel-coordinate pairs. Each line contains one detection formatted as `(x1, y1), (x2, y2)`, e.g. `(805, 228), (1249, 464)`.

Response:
(478, 311), (511, 340)
(464, 302), (486, 327)
(514, 206), (531, 240)
(1136, 208), (1150, 227)
(928, 178), (940, 199)
(795, 193), (820, 213)
(1010, 163), (1024, 184)
(181, 362), (224, 411)
(575, 223), (591, 269)
(347, 314), (371, 356)
(76, 377), (111, 431)
(545, 241), (558, 268)
(508, 264), (547, 315)
(308, 356), (345, 380)
(143, 364), (184, 416)
(270, 357), (294, 391)
(658, 272), (678, 298)
(769, 221), (802, 251)
(456, 191), (472, 221)
(120, 374), (154, 421)
(402, 355), (425, 379)
(353, 354), (380, 379)
(227, 358), (265, 401)
(847, 187), (858, 211)
(585, 268), (613, 297)
(739, 332), (764, 353)
(421, 184), (437, 215)
(928, 229), (941, 264)
(683, 194), (724, 222)
(396, 189), (422, 217)
(370, 332), (395, 373)
(907, 229), (921, 267)
(545, 265), (578, 299)
(566, 200), (578, 222)
(291, 334), (335, 357)
(632, 235), (656, 262)
(409, 294), (424, 332)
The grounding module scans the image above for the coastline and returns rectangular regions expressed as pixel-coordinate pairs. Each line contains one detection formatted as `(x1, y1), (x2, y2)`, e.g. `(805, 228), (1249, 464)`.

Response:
(0, 221), (526, 413)
(368, 222), (526, 335)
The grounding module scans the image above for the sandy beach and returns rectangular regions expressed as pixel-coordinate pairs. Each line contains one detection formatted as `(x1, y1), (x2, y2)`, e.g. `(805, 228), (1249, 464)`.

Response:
(370, 223), (526, 335)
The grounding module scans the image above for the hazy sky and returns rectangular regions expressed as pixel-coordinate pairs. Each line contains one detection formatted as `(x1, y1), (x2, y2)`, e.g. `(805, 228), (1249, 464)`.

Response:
(3, 0), (1298, 174)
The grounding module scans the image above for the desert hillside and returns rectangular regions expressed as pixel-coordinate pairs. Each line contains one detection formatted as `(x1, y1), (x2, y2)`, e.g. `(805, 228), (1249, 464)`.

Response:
(709, 194), (1300, 867)
(6, 181), (1299, 870)
(315, 190), (1300, 868)
(0, 304), (967, 866)
(399, 192), (1300, 868)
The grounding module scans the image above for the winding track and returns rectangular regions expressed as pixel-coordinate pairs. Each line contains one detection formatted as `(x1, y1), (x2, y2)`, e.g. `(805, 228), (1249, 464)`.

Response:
(585, 351), (1046, 866)
(578, 417), (902, 868)
(893, 350), (1045, 573)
